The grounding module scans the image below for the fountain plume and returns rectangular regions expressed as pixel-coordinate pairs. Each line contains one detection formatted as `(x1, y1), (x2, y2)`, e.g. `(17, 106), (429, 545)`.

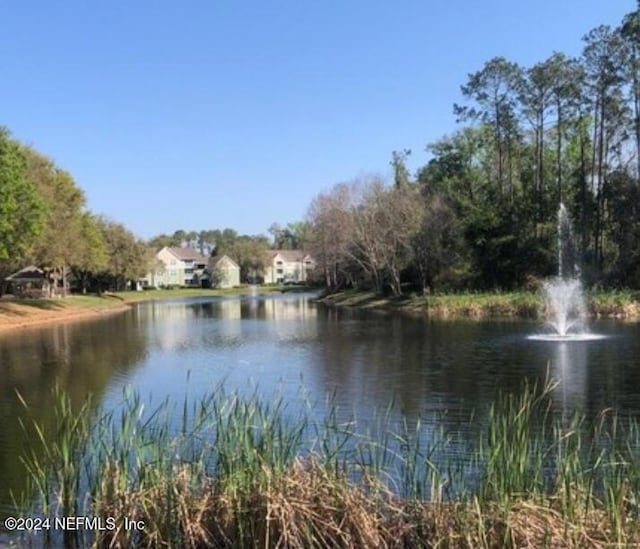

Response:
(541, 204), (588, 338)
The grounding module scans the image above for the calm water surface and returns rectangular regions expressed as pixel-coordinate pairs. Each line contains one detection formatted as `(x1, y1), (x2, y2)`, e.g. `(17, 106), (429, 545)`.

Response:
(1, 292), (640, 514)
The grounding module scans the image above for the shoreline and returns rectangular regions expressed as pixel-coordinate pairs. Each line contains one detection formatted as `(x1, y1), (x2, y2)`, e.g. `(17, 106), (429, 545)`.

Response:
(317, 289), (640, 319)
(0, 299), (131, 333)
(3, 287), (637, 332)
(0, 286), (313, 333)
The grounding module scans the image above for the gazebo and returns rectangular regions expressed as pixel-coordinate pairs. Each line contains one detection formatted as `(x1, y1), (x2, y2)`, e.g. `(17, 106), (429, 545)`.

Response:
(4, 265), (52, 298)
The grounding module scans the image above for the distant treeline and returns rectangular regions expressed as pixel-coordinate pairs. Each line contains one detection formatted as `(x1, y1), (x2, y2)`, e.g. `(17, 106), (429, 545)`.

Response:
(305, 8), (640, 294)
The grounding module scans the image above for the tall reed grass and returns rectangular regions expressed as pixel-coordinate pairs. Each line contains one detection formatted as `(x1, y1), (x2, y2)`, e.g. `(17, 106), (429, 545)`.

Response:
(12, 377), (640, 548)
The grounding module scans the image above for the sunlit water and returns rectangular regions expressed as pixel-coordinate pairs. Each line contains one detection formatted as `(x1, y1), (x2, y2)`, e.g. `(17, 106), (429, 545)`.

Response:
(528, 333), (608, 342)
(1, 293), (639, 520)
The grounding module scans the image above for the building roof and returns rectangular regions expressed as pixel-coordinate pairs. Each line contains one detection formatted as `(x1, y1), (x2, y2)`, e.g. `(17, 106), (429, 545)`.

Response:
(270, 250), (312, 262)
(5, 265), (47, 281)
(212, 254), (240, 269)
(164, 246), (209, 262)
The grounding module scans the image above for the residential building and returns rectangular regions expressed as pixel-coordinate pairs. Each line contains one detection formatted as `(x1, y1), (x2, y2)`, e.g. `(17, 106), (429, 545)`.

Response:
(142, 246), (210, 288)
(210, 255), (240, 288)
(263, 250), (315, 284)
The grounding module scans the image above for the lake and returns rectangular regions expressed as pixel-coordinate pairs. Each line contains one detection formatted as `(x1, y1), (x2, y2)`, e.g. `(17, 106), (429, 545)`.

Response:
(1, 292), (640, 517)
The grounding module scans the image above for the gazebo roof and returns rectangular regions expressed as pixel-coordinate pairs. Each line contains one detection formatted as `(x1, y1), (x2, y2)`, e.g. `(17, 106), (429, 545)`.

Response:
(4, 265), (47, 281)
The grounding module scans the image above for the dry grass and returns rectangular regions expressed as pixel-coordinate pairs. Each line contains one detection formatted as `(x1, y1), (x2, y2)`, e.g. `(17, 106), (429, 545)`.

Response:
(86, 461), (640, 548)
(14, 383), (640, 548)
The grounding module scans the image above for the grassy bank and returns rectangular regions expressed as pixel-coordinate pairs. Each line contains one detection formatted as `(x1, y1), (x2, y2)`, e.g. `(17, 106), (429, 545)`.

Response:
(0, 286), (302, 331)
(588, 290), (640, 318)
(12, 379), (640, 547)
(0, 294), (130, 311)
(0, 295), (130, 332)
(109, 286), (268, 303)
(319, 288), (640, 319)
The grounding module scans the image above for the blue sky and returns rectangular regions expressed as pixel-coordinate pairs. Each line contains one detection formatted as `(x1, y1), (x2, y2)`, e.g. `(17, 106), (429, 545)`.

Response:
(0, 1), (633, 239)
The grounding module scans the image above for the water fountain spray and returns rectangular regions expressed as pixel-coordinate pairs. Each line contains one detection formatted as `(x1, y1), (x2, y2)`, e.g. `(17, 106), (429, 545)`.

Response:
(542, 204), (587, 336)
(529, 204), (604, 341)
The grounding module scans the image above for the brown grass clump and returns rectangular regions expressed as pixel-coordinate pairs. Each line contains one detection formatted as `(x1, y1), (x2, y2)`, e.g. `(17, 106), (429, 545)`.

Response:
(93, 462), (218, 548)
(87, 458), (640, 548)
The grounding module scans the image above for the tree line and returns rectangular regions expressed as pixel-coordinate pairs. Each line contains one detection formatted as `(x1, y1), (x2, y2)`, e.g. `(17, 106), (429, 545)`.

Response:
(305, 7), (640, 294)
(0, 128), (150, 294)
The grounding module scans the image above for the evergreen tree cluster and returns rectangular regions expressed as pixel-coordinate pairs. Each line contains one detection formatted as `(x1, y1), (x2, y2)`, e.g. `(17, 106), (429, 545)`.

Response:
(307, 7), (640, 292)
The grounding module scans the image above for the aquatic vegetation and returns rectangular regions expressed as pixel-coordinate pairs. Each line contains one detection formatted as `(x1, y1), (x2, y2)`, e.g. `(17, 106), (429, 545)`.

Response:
(12, 379), (640, 548)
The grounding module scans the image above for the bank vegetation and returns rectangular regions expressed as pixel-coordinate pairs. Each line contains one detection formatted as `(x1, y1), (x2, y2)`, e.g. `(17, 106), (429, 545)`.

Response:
(11, 378), (640, 548)
(318, 289), (640, 320)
